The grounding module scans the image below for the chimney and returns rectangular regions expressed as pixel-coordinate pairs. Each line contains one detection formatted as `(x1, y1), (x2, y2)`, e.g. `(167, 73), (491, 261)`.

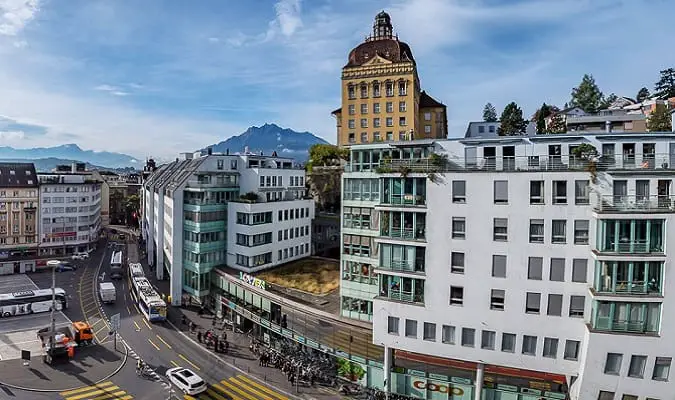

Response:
(71, 162), (77, 173)
(605, 121), (611, 133)
(226, 148), (229, 155)
(207, 147), (213, 155)
(244, 146), (250, 154)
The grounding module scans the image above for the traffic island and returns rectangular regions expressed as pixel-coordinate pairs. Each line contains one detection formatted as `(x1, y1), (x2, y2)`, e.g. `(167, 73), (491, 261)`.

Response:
(0, 340), (127, 392)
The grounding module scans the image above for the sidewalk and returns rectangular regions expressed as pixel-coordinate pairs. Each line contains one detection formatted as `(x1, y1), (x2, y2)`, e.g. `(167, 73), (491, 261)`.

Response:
(0, 340), (127, 392)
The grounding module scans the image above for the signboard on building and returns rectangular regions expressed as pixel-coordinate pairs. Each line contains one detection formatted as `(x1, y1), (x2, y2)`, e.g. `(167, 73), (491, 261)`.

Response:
(239, 272), (266, 290)
(47, 232), (77, 239)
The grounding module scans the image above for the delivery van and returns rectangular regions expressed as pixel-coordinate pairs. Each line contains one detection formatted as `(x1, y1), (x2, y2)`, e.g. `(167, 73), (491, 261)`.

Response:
(99, 282), (116, 304)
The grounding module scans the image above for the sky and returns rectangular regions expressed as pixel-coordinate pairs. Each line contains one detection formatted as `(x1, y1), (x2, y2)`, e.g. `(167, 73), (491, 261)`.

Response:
(0, 0), (674, 159)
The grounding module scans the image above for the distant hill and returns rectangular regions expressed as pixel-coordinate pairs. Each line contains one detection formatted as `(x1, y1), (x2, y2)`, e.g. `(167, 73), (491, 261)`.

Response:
(0, 157), (135, 173)
(0, 144), (141, 168)
(202, 123), (329, 161)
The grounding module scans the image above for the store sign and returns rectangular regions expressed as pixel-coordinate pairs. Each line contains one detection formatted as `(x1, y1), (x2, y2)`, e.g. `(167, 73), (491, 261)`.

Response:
(413, 381), (465, 396)
(239, 272), (266, 290)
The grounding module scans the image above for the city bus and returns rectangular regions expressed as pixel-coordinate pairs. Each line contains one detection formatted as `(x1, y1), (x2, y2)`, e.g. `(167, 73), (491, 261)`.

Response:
(110, 250), (124, 279)
(0, 288), (67, 318)
(129, 263), (144, 278)
(130, 277), (166, 322)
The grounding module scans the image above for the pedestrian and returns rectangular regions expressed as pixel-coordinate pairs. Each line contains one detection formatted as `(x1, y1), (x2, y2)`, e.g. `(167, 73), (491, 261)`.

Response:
(197, 331), (202, 343)
(181, 315), (186, 326)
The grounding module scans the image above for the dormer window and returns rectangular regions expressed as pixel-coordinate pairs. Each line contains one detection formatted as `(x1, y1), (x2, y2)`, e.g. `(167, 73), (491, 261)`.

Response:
(386, 82), (394, 97)
(373, 82), (381, 97)
(348, 85), (356, 100)
(360, 84), (368, 99)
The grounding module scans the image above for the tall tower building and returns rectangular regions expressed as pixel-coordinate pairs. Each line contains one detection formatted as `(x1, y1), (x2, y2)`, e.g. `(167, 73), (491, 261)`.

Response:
(333, 11), (447, 147)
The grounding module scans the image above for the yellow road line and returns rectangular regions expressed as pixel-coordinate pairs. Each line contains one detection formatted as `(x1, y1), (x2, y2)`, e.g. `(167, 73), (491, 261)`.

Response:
(89, 390), (128, 400)
(83, 304), (97, 315)
(133, 321), (141, 331)
(134, 304), (141, 314)
(90, 318), (106, 328)
(60, 381), (114, 396)
(62, 385), (121, 400)
(178, 354), (200, 370)
(220, 380), (256, 400)
(148, 338), (161, 351)
(156, 334), (172, 349)
(184, 395), (197, 400)
(127, 305), (132, 315)
(237, 375), (289, 400)
(143, 318), (152, 330)
(170, 360), (180, 367)
(230, 377), (274, 400)
(94, 325), (108, 337)
(205, 388), (229, 400)
(211, 382), (243, 400)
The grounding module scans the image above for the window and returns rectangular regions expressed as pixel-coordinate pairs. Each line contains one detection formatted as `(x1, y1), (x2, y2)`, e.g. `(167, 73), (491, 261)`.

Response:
(399, 101), (406, 112)
(360, 85), (368, 98)
(547, 294), (563, 316)
(564, 340), (580, 360)
(526, 292), (541, 313)
(399, 117), (406, 126)
(373, 103), (380, 113)
(481, 330), (496, 350)
(405, 319), (417, 338)
(386, 102), (393, 112)
(528, 257), (543, 280)
(424, 112), (431, 121)
(451, 217), (465, 239)
(478, 125), (485, 133)
(452, 181), (466, 203)
(530, 181), (544, 204)
(653, 357), (671, 381)
(461, 328), (475, 347)
(348, 104), (355, 115)
(492, 255), (507, 277)
(494, 180), (508, 204)
(501, 333), (516, 352)
(522, 335), (537, 355)
(386, 117), (393, 127)
(575, 180), (590, 204)
(386, 132), (393, 141)
(387, 317), (399, 334)
(605, 353), (623, 375)
(424, 125), (431, 134)
(441, 325), (455, 344)
(450, 252), (464, 274)
(373, 132), (381, 141)
(348, 119), (355, 129)
(572, 259), (587, 283)
(574, 220), (589, 245)
(553, 181), (567, 204)
(373, 118), (381, 128)
(490, 289), (505, 311)
(550, 258), (565, 281)
(628, 355), (647, 378)
(348, 133), (355, 143)
(529, 219), (544, 243)
(450, 286), (463, 306)
(373, 83), (381, 97)
(361, 104), (368, 114)
(598, 392), (615, 400)
(493, 219), (508, 241)
(543, 337), (558, 358)
(360, 118), (368, 128)
(552, 220), (567, 243)
(361, 132), (368, 143)
(621, 396), (637, 400)
(423, 322), (436, 341)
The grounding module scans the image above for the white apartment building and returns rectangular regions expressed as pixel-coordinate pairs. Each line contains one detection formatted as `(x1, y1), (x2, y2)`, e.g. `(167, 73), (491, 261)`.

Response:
(342, 133), (675, 400)
(142, 149), (313, 306)
(38, 170), (103, 255)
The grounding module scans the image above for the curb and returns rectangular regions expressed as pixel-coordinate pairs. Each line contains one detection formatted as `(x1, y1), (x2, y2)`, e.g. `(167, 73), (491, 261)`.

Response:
(165, 318), (314, 400)
(0, 343), (128, 393)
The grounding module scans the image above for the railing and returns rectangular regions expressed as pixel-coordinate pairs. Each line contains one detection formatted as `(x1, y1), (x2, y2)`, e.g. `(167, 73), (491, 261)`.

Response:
(592, 318), (658, 334)
(378, 259), (425, 273)
(380, 194), (426, 206)
(381, 227), (424, 240)
(597, 241), (663, 254)
(596, 279), (662, 295)
(593, 195), (675, 213)
(379, 289), (424, 304)
(346, 154), (675, 173)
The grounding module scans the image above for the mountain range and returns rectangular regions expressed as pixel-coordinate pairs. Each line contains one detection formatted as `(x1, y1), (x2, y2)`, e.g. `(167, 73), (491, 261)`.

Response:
(201, 123), (328, 160)
(0, 144), (141, 169)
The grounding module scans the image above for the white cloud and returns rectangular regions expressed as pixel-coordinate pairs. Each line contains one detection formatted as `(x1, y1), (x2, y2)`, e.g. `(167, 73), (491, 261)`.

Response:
(207, 37), (220, 43)
(0, 130), (25, 141)
(272, 0), (303, 37)
(0, 0), (39, 36)
(94, 84), (118, 92)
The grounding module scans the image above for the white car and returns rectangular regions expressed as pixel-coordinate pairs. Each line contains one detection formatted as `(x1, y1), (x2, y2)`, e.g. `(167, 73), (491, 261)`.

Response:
(165, 367), (207, 395)
(72, 252), (89, 260)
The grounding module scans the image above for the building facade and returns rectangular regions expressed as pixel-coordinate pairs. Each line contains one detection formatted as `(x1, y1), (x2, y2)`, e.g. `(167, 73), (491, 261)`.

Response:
(38, 167), (103, 255)
(0, 163), (38, 274)
(333, 11), (447, 147)
(342, 133), (675, 399)
(142, 150), (313, 306)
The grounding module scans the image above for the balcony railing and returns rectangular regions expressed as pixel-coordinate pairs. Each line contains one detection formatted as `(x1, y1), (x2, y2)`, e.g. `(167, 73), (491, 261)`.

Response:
(380, 194), (426, 207)
(379, 289), (424, 304)
(346, 154), (675, 174)
(593, 195), (675, 213)
(598, 241), (663, 254)
(379, 259), (425, 273)
(381, 227), (425, 240)
(596, 279), (661, 295)
(592, 318), (658, 334)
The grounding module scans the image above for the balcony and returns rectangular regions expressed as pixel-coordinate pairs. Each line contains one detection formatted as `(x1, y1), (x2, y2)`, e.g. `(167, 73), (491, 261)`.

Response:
(594, 195), (675, 213)
(380, 177), (427, 208)
(594, 261), (662, 296)
(378, 274), (424, 305)
(596, 219), (664, 254)
(378, 259), (425, 274)
(591, 301), (660, 334)
(380, 211), (425, 241)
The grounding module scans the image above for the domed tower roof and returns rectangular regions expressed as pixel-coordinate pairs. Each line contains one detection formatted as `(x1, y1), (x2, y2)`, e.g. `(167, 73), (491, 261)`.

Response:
(346, 11), (415, 68)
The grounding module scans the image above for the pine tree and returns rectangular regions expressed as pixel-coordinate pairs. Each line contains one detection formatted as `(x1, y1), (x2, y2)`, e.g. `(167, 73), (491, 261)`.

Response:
(569, 74), (604, 113)
(498, 102), (527, 136)
(547, 113), (566, 134)
(535, 103), (551, 134)
(600, 93), (618, 109)
(636, 87), (650, 103)
(654, 68), (675, 99)
(646, 105), (672, 132)
(482, 103), (498, 122)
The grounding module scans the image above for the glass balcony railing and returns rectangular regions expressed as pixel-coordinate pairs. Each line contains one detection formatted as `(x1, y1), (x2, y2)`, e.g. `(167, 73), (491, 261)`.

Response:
(594, 195), (675, 213)
(596, 219), (664, 254)
(592, 318), (659, 334)
(594, 261), (663, 296)
(378, 275), (425, 305)
(596, 280), (661, 295)
(380, 194), (426, 206)
(591, 301), (660, 334)
(378, 259), (425, 274)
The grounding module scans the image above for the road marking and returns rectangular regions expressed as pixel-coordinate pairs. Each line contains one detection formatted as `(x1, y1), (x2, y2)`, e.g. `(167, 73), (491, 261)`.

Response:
(85, 390), (128, 400)
(237, 375), (289, 400)
(94, 325), (108, 337)
(220, 380), (256, 400)
(170, 360), (179, 367)
(148, 338), (161, 351)
(178, 354), (200, 370)
(230, 377), (274, 400)
(205, 388), (229, 400)
(143, 318), (152, 330)
(211, 382), (243, 400)
(184, 395), (197, 400)
(126, 305), (132, 315)
(156, 334), (172, 349)
(133, 320), (142, 331)
(60, 381), (115, 396)
(134, 304), (141, 314)
(61, 384), (125, 400)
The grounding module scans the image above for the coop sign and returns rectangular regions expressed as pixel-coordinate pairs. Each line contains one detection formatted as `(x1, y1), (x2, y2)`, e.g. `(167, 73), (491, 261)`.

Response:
(239, 272), (266, 291)
(413, 381), (465, 396)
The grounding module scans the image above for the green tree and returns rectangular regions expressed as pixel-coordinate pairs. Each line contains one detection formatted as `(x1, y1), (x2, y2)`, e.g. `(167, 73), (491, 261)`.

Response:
(600, 93), (618, 109)
(547, 113), (566, 134)
(306, 144), (349, 171)
(570, 74), (604, 113)
(534, 103), (551, 134)
(498, 102), (527, 136)
(647, 105), (673, 132)
(123, 194), (140, 227)
(482, 103), (498, 122)
(636, 87), (650, 103)
(654, 68), (675, 99)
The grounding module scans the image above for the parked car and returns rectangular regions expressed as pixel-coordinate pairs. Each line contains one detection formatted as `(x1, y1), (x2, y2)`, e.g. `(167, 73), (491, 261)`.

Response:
(165, 368), (207, 395)
(56, 261), (76, 272)
(72, 252), (89, 260)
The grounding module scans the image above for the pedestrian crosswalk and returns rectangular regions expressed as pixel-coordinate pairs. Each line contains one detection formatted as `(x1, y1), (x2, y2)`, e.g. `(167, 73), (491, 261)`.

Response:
(59, 381), (133, 400)
(184, 375), (289, 400)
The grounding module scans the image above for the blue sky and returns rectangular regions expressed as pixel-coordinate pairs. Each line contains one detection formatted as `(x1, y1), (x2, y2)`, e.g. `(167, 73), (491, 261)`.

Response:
(0, 0), (674, 159)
